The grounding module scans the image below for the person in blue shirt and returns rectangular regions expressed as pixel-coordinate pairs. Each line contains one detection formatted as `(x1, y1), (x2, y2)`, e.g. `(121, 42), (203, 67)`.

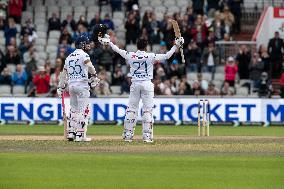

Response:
(12, 64), (27, 86)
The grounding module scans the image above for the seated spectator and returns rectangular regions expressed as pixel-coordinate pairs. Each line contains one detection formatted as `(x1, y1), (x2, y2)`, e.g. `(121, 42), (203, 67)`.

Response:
(108, 30), (117, 44)
(191, 15), (208, 48)
(21, 18), (37, 42)
(258, 45), (271, 75)
(220, 6), (234, 34)
(125, 12), (139, 44)
(8, 0), (23, 23)
(5, 45), (20, 65)
(221, 81), (235, 96)
(168, 59), (185, 79)
(140, 27), (149, 41)
(49, 66), (60, 97)
(98, 45), (113, 71)
(203, 41), (218, 73)
(11, 64), (27, 86)
(177, 81), (191, 95)
(205, 81), (219, 95)
(4, 17), (17, 45)
(224, 56), (238, 87)
(170, 76), (179, 95)
(155, 64), (166, 81)
(191, 80), (205, 96)
(95, 70), (111, 95)
(112, 65), (125, 85)
(89, 13), (102, 31)
(72, 24), (89, 41)
(102, 14), (114, 31)
(59, 27), (73, 45)
(249, 53), (264, 89)
(184, 40), (202, 72)
(18, 33), (32, 56)
(62, 14), (76, 33)
(0, 13), (6, 30)
(0, 48), (5, 73)
(197, 73), (208, 91)
(211, 12), (225, 40)
(24, 45), (38, 77)
(121, 73), (131, 94)
(258, 72), (272, 98)
(32, 66), (50, 95)
(0, 67), (12, 85)
(77, 15), (88, 29)
(57, 38), (74, 56)
(159, 79), (172, 95)
(280, 71), (284, 98)
(48, 12), (61, 33)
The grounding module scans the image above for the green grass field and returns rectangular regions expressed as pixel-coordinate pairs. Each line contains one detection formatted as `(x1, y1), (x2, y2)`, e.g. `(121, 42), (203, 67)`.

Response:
(0, 125), (284, 189)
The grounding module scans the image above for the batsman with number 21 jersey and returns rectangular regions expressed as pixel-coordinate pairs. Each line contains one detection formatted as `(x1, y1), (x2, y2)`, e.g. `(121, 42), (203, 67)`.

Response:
(99, 34), (184, 142)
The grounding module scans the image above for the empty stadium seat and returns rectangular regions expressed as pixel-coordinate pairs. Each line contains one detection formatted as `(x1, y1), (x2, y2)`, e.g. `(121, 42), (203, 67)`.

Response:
(6, 64), (16, 73)
(46, 45), (58, 53)
(36, 38), (46, 46)
(57, 0), (70, 6)
(71, 0), (82, 6)
(126, 44), (137, 52)
(0, 85), (12, 96)
(32, 0), (43, 6)
(47, 38), (59, 46)
(13, 86), (26, 96)
(49, 31), (61, 39)
(236, 87), (249, 96)
(110, 86), (121, 95)
(202, 73), (212, 81)
(187, 73), (197, 81)
(83, 0), (96, 6)
(214, 73), (224, 81)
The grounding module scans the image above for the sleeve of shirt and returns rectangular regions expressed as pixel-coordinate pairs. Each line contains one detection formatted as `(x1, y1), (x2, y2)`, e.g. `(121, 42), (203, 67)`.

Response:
(109, 42), (128, 59)
(153, 45), (177, 62)
(82, 52), (91, 62)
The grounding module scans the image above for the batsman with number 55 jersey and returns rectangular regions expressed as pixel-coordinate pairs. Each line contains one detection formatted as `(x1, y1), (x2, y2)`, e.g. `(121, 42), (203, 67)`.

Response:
(99, 35), (184, 142)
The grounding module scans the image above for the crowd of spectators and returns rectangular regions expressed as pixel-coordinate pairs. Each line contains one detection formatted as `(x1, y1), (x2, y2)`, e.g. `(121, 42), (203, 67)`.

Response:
(0, 0), (283, 98)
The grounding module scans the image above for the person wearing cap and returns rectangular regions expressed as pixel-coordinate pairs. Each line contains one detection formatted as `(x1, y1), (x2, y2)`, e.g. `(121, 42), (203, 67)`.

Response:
(32, 66), (50, 95)
(249, 53), (264, 89)
(224, 56), (238, 87)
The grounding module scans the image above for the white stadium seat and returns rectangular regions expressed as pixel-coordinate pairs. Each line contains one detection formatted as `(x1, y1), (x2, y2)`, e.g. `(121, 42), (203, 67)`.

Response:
(0, 85), (12, 96)
(49, 31), (61, 39)
(110, 86), (121, 95)
(13, 86), (26, 96)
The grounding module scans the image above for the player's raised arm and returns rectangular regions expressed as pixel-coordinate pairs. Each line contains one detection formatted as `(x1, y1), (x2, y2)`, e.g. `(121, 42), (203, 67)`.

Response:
(153, 37), (184, 62)
(99, 35), (128, 59)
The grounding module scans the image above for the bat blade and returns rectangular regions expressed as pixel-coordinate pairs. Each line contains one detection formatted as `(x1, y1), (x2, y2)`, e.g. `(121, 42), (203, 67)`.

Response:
(62, 92), (68, 140)
(170, 20), (185, 64)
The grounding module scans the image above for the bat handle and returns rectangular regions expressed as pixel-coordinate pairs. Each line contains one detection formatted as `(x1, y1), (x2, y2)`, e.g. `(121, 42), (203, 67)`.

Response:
(180, 48), (185, 64)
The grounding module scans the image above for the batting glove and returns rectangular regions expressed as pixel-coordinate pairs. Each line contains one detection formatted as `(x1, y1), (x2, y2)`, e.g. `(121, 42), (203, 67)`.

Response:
(98, 34), (110, 46)
(175, 37), (184, 48)
(89, 75), (101, 88)
(57, 87), (65, 98)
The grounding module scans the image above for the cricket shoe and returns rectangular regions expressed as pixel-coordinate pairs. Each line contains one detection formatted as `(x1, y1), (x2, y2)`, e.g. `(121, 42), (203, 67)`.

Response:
(122, 130), (133, 142)
(67, 132), (75, 141)
(143, 133), (153, 143)
(75, 135), (92, 142)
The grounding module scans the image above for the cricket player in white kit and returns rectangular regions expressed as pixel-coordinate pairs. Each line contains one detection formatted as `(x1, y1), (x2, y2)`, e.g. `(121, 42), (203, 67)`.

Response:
(57, 35), (100, 142)
(99, 36), (184, 142)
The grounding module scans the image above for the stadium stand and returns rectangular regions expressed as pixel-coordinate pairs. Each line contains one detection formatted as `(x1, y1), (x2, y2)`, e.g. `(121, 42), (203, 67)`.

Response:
(0, 0), (282, 98)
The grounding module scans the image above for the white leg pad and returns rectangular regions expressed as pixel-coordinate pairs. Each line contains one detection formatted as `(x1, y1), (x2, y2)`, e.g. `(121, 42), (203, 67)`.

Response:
(123, 108), (137, 141)
(142, 110), (153, 142)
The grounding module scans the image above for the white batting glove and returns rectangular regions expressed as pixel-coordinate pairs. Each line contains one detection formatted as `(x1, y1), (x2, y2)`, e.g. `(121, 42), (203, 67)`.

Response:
(98, 34), (110, 46)
(57, 87), (64, 98)
(89, 75), (101, 88)
(175, 37), (184, 48)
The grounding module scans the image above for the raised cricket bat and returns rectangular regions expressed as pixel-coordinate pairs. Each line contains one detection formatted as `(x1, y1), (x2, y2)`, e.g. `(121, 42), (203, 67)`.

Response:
(170, 19), (185, 64)
(61, 92), (67, 140)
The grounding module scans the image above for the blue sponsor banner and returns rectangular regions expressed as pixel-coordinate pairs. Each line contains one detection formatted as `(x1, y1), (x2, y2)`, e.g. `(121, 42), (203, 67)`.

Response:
(0, 97), (283, 122)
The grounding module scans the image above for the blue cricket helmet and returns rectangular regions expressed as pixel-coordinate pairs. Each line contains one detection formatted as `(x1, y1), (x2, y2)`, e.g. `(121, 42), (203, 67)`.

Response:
(75, 35), (90, 49)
